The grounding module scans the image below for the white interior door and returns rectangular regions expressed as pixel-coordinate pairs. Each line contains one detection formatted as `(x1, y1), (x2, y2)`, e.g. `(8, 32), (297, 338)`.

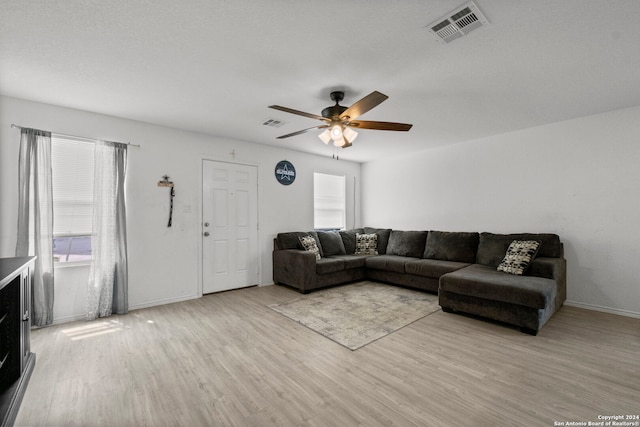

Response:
(202, 160), (258, 294)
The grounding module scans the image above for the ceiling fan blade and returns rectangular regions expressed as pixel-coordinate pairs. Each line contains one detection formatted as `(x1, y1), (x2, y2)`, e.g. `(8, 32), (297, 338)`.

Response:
(339, 91), (388, 120)
(348, 120), (413, 131)
(269, 105), (328, 121)
(276, 125), (329, 139)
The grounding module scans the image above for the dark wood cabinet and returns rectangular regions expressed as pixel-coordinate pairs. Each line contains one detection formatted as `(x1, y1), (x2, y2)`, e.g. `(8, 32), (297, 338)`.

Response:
(0, 257), (36, 427)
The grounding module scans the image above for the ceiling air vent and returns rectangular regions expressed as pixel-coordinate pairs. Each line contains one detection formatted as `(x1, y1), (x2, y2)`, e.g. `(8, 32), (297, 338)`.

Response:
(427, 1), (489, 44)
(262, 118), (286, 128)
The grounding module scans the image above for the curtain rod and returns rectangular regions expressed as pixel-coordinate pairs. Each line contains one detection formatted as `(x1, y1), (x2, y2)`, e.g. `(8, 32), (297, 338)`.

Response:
(10, 124), (141, 148)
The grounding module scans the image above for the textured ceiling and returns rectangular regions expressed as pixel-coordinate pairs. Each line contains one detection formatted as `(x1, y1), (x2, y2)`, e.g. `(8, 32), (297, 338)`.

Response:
(2, 0), (640, 162)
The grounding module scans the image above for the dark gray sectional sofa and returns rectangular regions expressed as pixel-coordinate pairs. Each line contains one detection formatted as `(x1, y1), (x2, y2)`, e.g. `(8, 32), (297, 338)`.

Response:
(272, 228), (567, 335)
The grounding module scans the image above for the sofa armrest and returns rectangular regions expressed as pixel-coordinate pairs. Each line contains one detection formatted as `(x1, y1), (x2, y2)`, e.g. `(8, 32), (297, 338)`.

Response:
(528, 256), (567, 304)
(528, 257), (564, 280)
(273, 249), (317, 291)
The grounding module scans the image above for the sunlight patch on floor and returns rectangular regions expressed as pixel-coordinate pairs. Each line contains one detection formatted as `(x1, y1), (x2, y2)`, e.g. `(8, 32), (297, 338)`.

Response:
(61, 320), (124, 341)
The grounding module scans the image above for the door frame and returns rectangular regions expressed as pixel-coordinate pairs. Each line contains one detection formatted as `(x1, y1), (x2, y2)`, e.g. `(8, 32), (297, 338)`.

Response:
(198, 155), (262, 296)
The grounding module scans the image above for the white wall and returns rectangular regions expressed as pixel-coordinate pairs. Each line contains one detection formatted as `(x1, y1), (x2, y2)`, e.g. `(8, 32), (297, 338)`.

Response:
(362, 105), (640, 317)
(4, 95), (638, 321)
(0, 96), (361, 323)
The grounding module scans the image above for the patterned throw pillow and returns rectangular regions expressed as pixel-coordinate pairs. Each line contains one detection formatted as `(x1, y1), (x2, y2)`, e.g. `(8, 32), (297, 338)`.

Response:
(298, 235), (321, 261)
(497, 240), (541, 275)
(355, 233), (378, 255)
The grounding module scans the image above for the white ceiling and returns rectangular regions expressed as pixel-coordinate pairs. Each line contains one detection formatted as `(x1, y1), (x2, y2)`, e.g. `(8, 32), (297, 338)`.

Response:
(2, 0), (640, 162)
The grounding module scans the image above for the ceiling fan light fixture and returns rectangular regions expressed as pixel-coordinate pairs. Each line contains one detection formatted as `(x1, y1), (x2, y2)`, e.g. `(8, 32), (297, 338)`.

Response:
(343, 126), (358, 143)
(269, 90), (412, 148)
(330, 124), (343, 140)
(333, 136), (347, 147)
(318, 129), (331, 144)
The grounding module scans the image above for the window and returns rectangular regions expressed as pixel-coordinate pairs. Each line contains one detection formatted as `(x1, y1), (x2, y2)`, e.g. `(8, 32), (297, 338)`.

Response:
(314, 172), (346, 231)
(51, 136), (95, 263)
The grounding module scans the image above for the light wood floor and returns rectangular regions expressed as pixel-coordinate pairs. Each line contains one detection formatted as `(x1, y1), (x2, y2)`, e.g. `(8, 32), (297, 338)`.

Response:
(15, 284), (640, 427)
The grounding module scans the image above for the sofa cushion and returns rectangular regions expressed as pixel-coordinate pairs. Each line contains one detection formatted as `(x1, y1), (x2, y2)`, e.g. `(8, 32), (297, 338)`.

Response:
(328, 254), (371, 269)
(364, 227), (392, 254)
(476, 233), (562, 267)
(339, 228), (364, 254)
(405, 259), (470, 278)
(276, 231), (310, 250)
(277, 231), (323, 255)
(386, 230), (428, 258)
(423, 231), (479, 263)
(355, 233), (378, 255)
(316, 257), (345, 274)
(299, 235), (321, 260)
(440, 264), (557, 309)
(317, 231), (347, 256)
(366, 255), (414, 274)
(497, 240), (540, 275)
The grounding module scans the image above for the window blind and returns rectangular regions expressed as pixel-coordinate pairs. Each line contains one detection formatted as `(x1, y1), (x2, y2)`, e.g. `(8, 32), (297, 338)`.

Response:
(314, 172), (346, 230)
(51, 136), (95, 236)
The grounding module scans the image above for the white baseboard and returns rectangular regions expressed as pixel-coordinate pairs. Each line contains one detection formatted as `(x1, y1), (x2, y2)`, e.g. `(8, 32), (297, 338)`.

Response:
(49, 294), (202, 325)
(51, 313), (87, 325)
(129, 294), (201, 311)
(564, 300), (640, 319)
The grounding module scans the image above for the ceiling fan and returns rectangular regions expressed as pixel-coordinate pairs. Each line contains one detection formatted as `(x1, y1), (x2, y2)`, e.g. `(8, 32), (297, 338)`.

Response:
(268, 90), (412, 148)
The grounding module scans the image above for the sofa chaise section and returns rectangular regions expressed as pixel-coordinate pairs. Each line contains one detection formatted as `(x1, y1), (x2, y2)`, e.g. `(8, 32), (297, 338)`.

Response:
(439, 233), (567, 335)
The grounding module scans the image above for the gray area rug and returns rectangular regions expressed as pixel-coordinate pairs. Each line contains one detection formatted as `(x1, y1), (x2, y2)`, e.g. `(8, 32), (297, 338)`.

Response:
(268, 282), (440, 350)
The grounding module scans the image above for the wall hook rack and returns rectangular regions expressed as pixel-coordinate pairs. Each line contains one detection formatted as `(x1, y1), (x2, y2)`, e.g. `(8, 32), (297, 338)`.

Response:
(157, 175), (175, 227)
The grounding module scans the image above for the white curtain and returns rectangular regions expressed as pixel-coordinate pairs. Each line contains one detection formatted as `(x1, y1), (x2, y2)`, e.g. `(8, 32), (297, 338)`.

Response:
(87, 141), (128, 320)
(16, 128), (55, 326)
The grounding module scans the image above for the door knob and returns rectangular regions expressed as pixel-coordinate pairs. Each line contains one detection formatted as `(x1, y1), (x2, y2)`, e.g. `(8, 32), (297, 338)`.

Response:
(204, 231), (210, 237)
